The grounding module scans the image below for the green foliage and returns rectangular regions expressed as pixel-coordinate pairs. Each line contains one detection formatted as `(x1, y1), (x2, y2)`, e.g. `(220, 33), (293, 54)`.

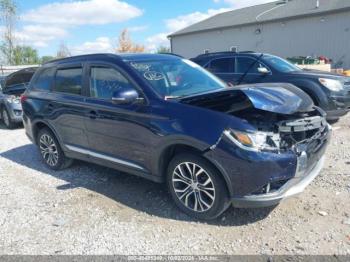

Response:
(156, 46), (171, 54)
(0, 0), (16, 15)
(41, 56), (55, 64)
(12, 45), (40, 65)
(0, 0), (17, 65)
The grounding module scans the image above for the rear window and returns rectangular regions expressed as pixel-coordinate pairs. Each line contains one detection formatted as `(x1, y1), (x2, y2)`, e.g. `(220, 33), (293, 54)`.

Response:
(5, 69), (36, 88)
(32, 68), (55, 91)
(54, 68), (83, 95)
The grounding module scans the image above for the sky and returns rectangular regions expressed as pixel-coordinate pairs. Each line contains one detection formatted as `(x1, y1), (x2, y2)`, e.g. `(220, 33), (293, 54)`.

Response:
(13, 0), (276, 56)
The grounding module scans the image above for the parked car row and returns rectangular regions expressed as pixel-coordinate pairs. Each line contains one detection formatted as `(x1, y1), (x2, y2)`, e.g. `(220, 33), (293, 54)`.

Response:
(0, 67), (38, 129)
(17, 53), (332, 220)
(191, 51), (350, 121)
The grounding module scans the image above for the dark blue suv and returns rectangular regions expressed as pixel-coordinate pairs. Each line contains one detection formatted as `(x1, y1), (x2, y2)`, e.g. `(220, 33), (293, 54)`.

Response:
(192, 52), (350, 121)
(22, 54), (331, 220)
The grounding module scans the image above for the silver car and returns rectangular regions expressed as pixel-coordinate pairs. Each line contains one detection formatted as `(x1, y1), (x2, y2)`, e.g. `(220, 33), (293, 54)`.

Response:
(0, 68), (37, 129)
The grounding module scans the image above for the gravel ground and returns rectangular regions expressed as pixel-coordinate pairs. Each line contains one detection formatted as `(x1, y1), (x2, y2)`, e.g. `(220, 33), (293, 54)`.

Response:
(0, 116), (349, 255)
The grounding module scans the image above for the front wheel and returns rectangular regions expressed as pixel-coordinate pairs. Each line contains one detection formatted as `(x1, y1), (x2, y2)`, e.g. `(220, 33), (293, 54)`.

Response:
(37, 128), (73, 170)
(167, 153), (230, 220)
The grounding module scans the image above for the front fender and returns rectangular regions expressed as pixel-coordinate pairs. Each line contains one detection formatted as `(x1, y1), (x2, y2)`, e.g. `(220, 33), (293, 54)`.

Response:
(290, 79), (329, 107)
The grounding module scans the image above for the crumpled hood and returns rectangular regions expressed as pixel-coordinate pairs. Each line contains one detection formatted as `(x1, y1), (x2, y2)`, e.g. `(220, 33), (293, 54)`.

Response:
(180, 83), (314, 115)
(237, 83), (314, 114)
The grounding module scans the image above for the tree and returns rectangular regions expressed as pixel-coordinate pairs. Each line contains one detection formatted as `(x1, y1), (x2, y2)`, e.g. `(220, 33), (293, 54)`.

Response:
(156, 46), (171, 54)
(12, 45), (40, 65)
(41, 55), (55, 64)
(0, 0), (17, 65)
(56, 42), (71, 58)
(116, 29), (145, 53)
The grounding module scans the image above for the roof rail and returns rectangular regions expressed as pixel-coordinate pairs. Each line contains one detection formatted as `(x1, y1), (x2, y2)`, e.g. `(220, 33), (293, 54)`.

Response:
(195, 51), (258, 58)
(42, 53), (118, 65)
(157, 52), (183, 58)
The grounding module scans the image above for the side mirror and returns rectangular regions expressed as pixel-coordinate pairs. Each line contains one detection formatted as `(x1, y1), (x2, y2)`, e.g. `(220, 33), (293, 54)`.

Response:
(258, 67), (270, 74)
(111, 87), (143, 105)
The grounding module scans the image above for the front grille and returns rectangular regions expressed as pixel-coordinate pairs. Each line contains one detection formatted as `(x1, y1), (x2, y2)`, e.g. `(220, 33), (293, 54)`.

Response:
(277, 115), (327, 151)
(13, 110), (22, 116)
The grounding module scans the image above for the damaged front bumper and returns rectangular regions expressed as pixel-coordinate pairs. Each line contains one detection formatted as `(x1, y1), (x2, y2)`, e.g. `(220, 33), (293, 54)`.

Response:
(204, 121), (331, 209)
(231, 155), (325, 208)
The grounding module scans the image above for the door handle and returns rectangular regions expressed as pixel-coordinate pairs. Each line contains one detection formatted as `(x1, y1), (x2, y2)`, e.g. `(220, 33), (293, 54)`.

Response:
(87, 110), (98, 119)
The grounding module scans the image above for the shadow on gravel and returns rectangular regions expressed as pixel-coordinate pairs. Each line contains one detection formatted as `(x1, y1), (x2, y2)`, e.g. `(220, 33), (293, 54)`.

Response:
(0, 122), (23, 130)
(0, 144), (274, 226)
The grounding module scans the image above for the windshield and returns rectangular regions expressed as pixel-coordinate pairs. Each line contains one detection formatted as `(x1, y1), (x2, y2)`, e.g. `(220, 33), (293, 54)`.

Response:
(264, 55), (301, 73)
(128, 58), (226, 98)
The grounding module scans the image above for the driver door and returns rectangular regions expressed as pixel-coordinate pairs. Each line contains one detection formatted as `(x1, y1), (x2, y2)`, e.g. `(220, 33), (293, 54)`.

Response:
(83, 63), (153, 171)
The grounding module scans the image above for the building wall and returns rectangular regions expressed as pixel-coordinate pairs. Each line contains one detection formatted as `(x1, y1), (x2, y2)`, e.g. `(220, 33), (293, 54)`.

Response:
(171, 11), (350, 69)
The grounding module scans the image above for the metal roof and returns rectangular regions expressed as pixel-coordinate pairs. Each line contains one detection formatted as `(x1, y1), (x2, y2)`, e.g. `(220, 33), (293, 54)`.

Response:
(169, 0), (350, 37)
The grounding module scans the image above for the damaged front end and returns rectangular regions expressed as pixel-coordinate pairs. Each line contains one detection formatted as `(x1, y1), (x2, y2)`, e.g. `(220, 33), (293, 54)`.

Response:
(180, 84), (331, 207)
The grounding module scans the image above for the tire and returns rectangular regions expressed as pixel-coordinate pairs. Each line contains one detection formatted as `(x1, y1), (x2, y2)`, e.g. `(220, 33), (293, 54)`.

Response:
(167, 153), (230, 220)
(37, 128), (73, 170)
(327, 118), (339, 125)
(1, 107), (16, 129)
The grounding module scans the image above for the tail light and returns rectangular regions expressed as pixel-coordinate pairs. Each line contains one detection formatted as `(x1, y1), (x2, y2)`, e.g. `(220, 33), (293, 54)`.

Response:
(20, 94), (28, 104)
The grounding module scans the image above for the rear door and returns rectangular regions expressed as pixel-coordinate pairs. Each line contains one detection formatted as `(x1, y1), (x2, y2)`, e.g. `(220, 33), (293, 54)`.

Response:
(83, 62), (153, 172)
(48, 64), (90, 149)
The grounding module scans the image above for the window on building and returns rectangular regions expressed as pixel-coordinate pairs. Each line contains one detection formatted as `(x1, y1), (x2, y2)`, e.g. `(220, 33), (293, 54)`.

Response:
(89, 66), (136, 99)
(54, 68), (83, 95)
(230, 46), (238, 52)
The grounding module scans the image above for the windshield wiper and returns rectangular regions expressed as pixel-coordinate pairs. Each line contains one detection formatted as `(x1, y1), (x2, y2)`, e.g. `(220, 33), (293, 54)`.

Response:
(237, 54), (264, 85)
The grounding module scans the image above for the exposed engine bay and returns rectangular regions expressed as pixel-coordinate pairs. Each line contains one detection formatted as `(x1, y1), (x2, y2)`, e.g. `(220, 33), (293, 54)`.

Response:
(229, 107), (328, 151)
(180, 86), (329, 152)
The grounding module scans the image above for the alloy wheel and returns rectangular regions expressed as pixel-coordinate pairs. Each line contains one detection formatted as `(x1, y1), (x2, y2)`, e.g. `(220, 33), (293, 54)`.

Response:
(172, 162), (215, 212)
(39, 134), (59, 167)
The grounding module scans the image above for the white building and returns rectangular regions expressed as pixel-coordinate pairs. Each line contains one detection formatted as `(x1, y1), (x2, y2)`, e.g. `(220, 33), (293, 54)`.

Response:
(0, 65), (39, 76)
(169, 0), (350, 69)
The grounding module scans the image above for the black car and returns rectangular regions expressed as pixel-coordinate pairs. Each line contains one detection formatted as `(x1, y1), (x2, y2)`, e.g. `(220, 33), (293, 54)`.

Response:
(0, 67), (38, 129)
(22, 54), (330, 220)
(191, 52), (350, 121)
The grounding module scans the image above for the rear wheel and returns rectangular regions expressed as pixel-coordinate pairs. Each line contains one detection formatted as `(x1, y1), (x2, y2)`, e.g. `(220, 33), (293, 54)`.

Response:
(1, 107), (16, 129)
(167, 153), (230, 220)
(37, 128), (73, 170)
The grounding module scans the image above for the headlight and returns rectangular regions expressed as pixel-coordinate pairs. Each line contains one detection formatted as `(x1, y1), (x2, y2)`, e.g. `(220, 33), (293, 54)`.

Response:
(224, 129), (279, 152)
(6, 95), (20, 104)
(319, 78), (343, 92)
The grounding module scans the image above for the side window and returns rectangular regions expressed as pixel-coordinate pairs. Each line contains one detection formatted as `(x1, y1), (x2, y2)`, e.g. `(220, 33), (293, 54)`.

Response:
(54, 68), (83, 95)
(32, 68), (55, 91)
(89, 66), (136, 99)
(209, 58), (234, 73)
(236, 57), (262, 74)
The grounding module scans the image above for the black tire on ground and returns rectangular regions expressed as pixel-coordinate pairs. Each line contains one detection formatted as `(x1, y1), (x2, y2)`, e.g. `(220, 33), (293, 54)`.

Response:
(167, 153), (230, 220)
(327, 119), (339, 125)
(37, 128), (73, 170)
(1, 107), (16, 129)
